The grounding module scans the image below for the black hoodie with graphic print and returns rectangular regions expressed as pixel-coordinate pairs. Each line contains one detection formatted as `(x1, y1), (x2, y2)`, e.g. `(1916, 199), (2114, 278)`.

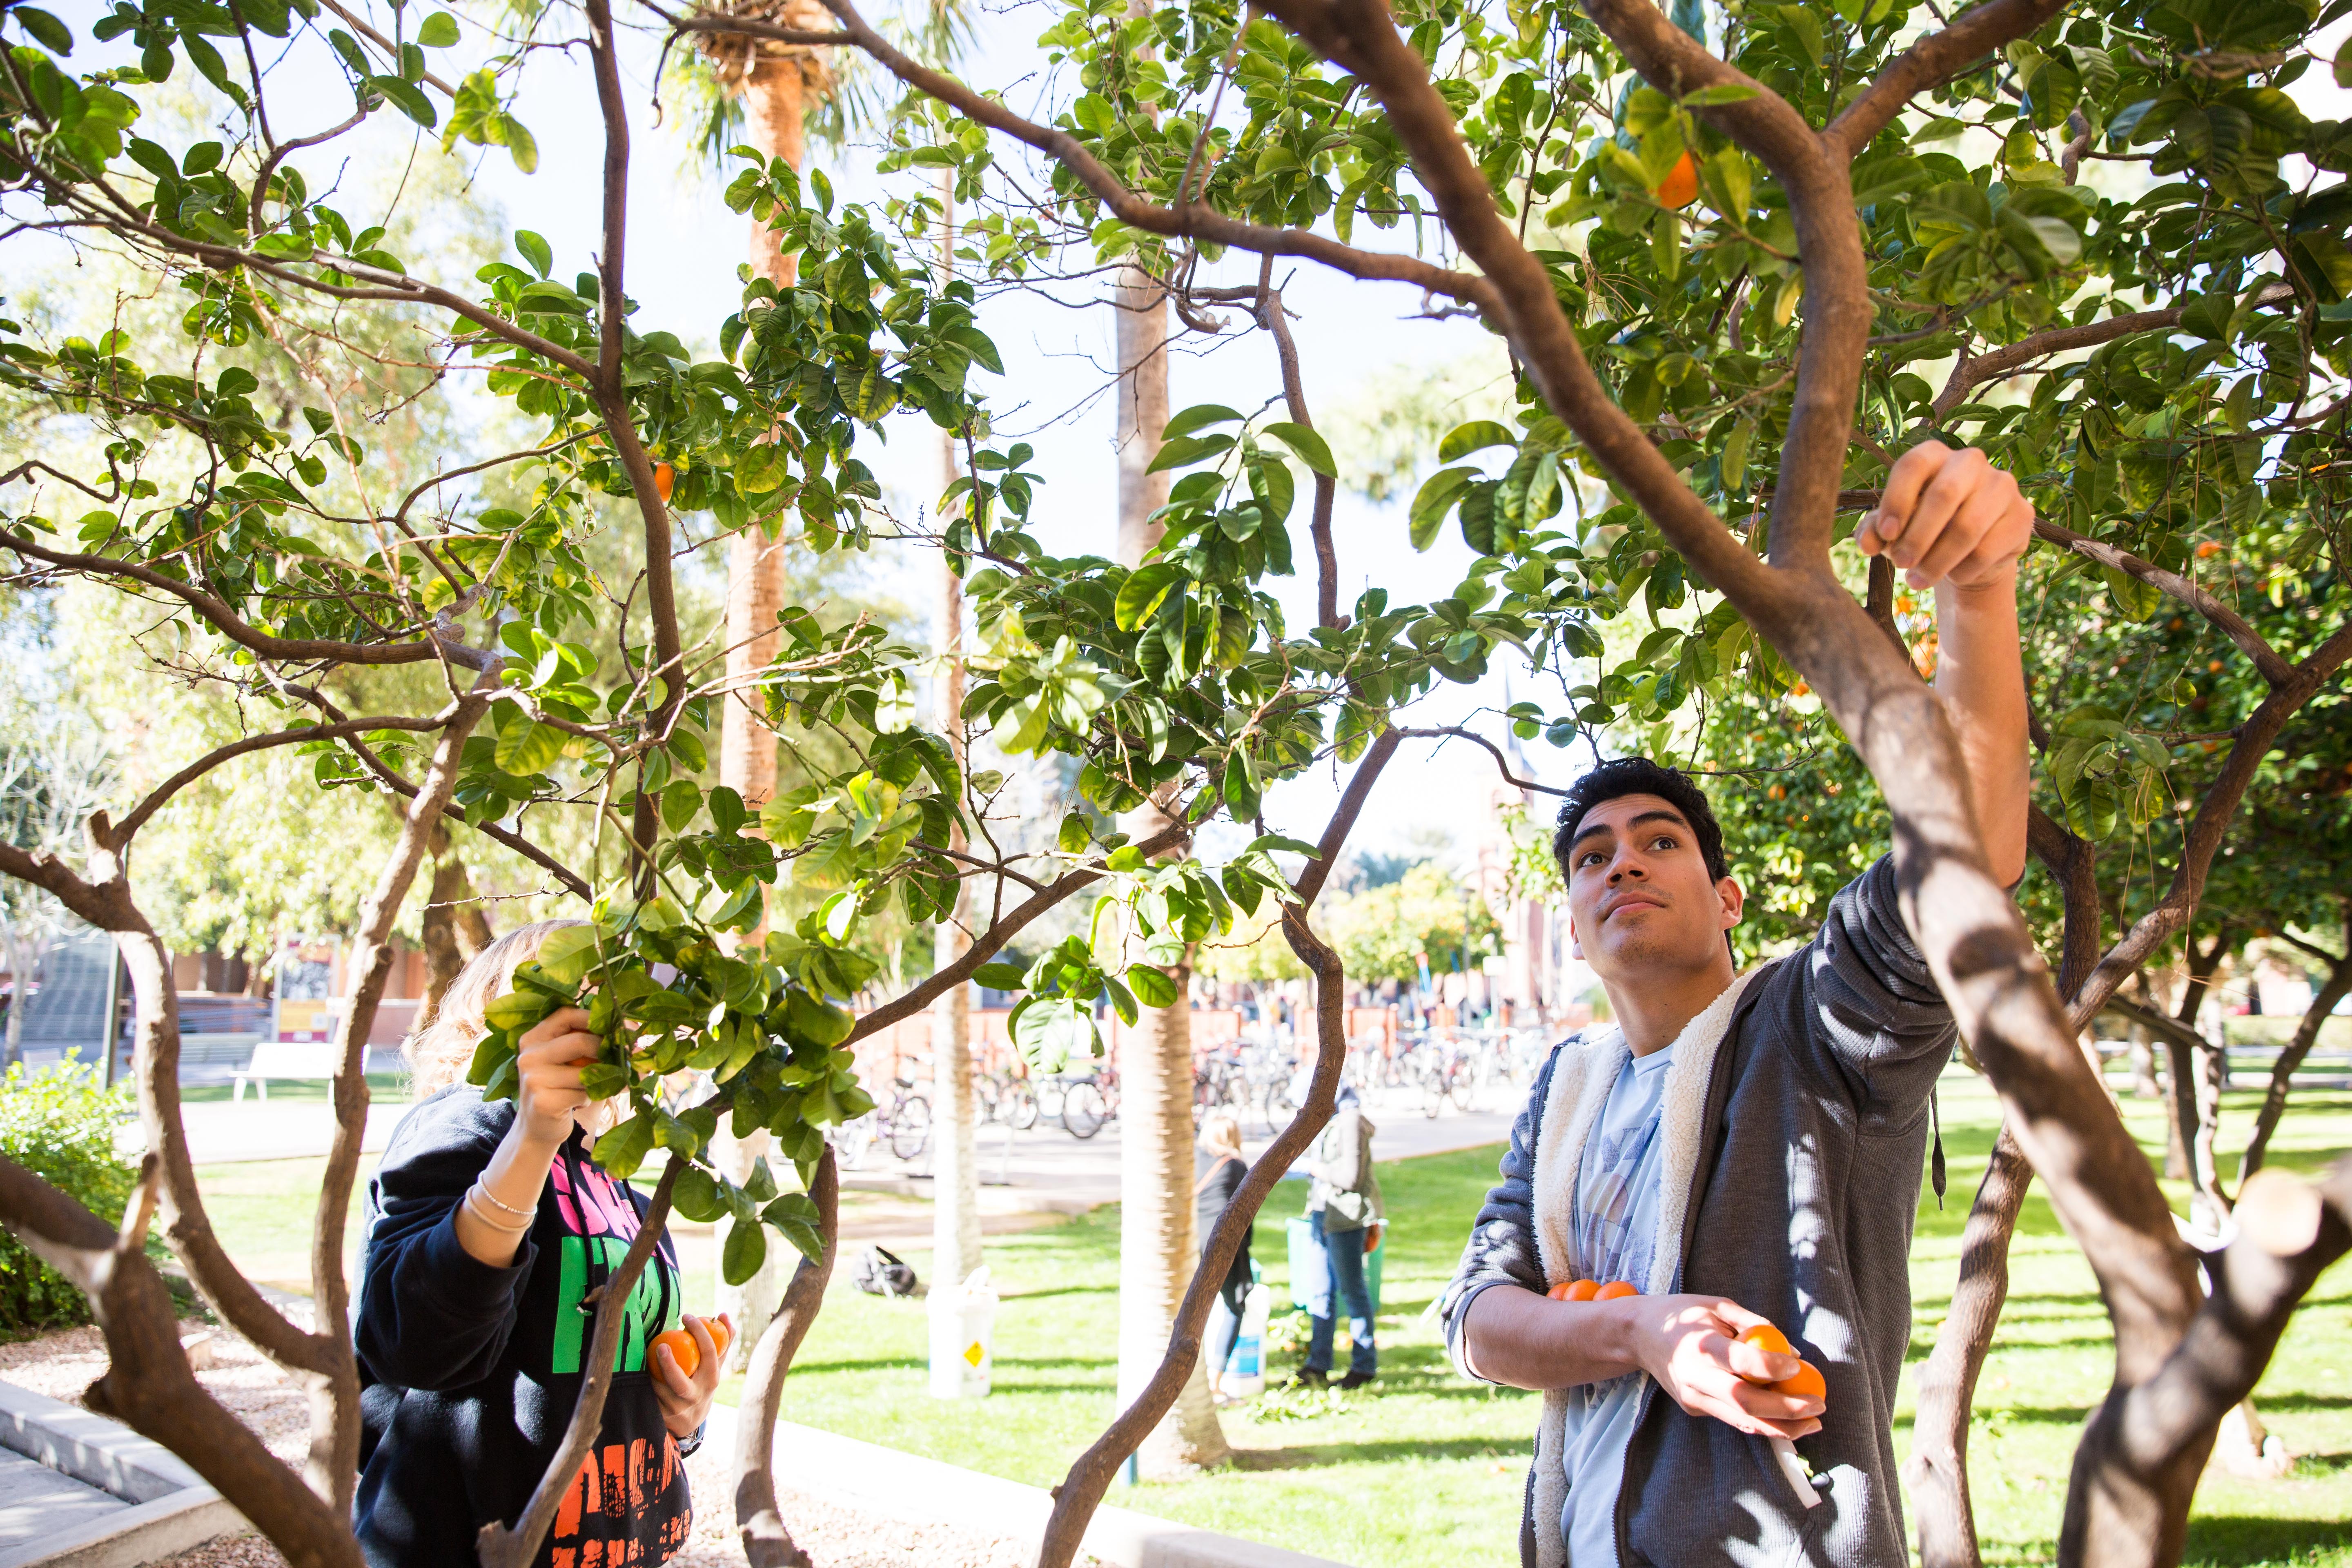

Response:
(354, 1085), (690, 1568)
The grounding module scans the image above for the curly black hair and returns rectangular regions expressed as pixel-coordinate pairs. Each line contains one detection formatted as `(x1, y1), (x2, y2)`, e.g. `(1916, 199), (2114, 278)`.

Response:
(1550, 757), (1730, 885)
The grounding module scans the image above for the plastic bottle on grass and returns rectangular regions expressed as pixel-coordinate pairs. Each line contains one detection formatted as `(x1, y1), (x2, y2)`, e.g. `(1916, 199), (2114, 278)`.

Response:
(927, 1267), (997, 1399)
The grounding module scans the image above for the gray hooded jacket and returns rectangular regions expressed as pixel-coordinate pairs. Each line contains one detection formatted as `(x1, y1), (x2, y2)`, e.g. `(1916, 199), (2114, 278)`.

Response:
(1439, 856), (1955, 1568)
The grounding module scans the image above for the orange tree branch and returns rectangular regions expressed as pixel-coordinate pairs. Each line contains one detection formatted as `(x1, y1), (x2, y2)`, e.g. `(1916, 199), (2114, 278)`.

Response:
(1826, 0), (2075, 158)
(683, 0), (1497, 308)
(0, 1156), (362, 1568)
(2030, 519), (2296, 688)
(734, 1149), (840, 1568)
(112, 714), (452, 842)
(1575, 0), (1864, 565)
(2, 529), (499, 671)
(1033, 728), (1399, 1567)
(845, 820), (1195, 1044)
(1931, 285), (2295, 419)
(307, 682), (495, 1510)
(1256, 0), (1776, 601)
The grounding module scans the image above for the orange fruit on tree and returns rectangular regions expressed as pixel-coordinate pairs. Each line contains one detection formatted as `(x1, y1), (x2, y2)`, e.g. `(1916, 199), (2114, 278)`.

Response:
(2195, 540), (2223, 558)
(653, 461), (676, 503)
(1595, 1280), (1639, 1300)
(1548, 1278), (1603, 1302)
(1655, 150), (1699, 210)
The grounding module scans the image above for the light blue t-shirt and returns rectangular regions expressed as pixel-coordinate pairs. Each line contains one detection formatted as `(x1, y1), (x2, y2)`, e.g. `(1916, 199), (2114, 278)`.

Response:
(1560, 1044), (1677, 1564)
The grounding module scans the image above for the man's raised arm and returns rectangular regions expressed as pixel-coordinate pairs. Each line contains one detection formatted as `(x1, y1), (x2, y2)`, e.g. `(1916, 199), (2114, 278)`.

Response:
(1859, 443), (2034, 887)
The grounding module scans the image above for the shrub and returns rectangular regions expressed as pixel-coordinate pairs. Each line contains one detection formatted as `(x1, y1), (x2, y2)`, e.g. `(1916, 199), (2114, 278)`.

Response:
(0, 1055), (136, 1336)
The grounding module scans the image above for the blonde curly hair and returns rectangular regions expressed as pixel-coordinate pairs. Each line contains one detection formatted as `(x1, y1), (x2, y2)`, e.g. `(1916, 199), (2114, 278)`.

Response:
(404, 919), (585, 1099)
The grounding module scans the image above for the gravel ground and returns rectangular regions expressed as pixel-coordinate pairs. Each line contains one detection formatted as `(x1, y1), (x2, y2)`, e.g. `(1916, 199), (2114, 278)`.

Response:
(1, 1323), (1062, 1568)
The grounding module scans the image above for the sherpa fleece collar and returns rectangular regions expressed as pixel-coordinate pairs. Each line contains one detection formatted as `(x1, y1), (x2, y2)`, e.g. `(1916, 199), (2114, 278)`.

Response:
(1525, 969), (1760, 1568)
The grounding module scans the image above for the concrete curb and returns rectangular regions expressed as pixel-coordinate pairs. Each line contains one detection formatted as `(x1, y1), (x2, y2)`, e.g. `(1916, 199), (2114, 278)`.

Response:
(706, 1404), (1354, 1568)
(0, 1380), (243, 1568)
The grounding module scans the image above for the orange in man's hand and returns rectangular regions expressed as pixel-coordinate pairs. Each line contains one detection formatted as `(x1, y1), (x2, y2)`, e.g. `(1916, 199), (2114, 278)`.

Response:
(1655, 150), (1699, 210)
(1738, 1323), (1794, 1359)
(1594, 1281), (1639, 1300)
(1773, 1360), (1827, 1401)
(1548, 1279), (1603, 1302)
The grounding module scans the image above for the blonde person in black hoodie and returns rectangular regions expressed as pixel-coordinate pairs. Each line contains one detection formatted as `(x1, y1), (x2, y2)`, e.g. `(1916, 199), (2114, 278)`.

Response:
(354, 921), (725, 1568)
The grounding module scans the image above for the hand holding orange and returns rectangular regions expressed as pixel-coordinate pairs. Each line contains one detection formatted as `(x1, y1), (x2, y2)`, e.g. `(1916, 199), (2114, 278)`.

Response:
(1736, 1321), (1824, 1401)
(651, 1312), (732, 1381)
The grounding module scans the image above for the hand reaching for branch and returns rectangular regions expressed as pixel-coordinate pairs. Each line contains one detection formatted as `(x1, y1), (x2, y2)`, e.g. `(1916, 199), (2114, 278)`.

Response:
(1859, 443), (2034, 592)
(515, 1007), (606, 1149)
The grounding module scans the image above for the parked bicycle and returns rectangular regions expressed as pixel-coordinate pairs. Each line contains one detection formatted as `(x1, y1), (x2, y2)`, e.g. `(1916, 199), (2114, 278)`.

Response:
(831, 1075), (931, 1167)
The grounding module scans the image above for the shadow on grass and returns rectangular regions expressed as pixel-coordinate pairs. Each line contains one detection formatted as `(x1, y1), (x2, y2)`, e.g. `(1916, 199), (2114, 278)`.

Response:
(1230, 1437), (1528, 1470)
(2183, 1515), (2352, 1566)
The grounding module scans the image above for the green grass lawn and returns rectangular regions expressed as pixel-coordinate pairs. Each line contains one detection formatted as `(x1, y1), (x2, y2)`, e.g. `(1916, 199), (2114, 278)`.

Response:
(185, 1076), (2352, 1566)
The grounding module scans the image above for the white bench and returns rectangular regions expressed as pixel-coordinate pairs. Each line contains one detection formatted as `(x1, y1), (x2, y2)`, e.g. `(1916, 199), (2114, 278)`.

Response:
(231, 1041), (343, 1101)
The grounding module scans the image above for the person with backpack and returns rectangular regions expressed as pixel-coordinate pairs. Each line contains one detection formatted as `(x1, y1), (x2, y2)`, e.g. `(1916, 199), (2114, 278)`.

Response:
(1438, 442), (2034, 1568)
(1296, 1083), (1383, 1389)
(354, 922), (723, 1568)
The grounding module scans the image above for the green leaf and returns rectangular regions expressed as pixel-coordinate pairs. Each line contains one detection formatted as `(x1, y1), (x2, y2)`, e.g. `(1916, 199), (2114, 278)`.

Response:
(723, 1216), (768, 1285)
(972, 962), (1028, 990)
(762, 1193), (824, 1259)
(1439, 421), (1518, 462)
(1058, 810), (1091, 852)
(514, 229), (553, 278)
(500, 116), (539, 174)
(1259, 422), (1336, 477)
(661, 780), (703, 832)
(372, 74), (438, 129)
(709, 785), (748, 834)
(535, 925), (602, 987)
(483, 988), (557, 1032)
(673, 1164), (726, 1223)
(1163, 405), (1245, 440)
(1115, 562), (1186, 631)
(13, 7), (72, 51)
(592, 1114), (656, 1178)
(417, 10), (461, 45)
(465, 1031), (514, 1087)
(1679, 83), (1759, 107)
(1409, 467), (1478, 551)
(1145, 433), (1235, 474)
(786, 988), (854, 1046)
(1126, 964), (1179, 1009)
(495, 719), (565, 777)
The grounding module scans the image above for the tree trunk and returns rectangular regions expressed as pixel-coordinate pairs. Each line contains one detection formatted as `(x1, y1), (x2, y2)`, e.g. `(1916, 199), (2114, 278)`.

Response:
(3, 931), (27, 1068)
(1110, 255), (1224, 1474)
(714, 42), (818, 1368)
(1115, 944), (1227, 1477)
(418, 824), (490, 1029)
(930, 393), (980, 1298)
(1905, 1127), (2034, 1568)
(2241, 921), (2352, 1180)
(2170, 933), (2228, 1227)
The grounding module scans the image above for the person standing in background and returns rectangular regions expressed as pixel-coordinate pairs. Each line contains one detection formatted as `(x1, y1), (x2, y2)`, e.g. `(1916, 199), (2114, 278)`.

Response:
(1194, 1111), (1253, 1404)
(1298, 1083), (1382, 1389)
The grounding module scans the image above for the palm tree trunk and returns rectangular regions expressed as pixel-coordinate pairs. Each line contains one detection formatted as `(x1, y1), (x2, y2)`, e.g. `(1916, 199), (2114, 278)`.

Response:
(715, 42), (820, 1369)
(1111, 262), (1226, 1474)
(929, 175), (980, 1292)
